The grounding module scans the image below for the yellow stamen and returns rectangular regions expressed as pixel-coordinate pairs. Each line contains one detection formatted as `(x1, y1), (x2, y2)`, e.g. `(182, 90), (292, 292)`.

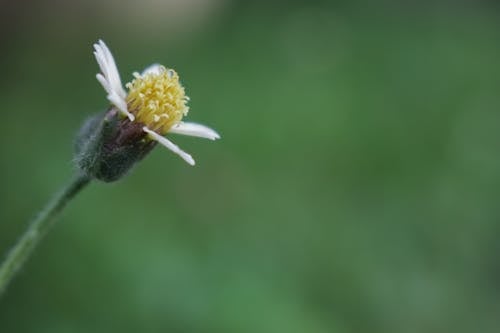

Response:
(125, 66), (189, 134)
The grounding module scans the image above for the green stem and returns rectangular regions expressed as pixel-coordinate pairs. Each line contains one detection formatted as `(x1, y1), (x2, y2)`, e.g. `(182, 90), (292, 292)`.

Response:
(0, 174), (91, 296)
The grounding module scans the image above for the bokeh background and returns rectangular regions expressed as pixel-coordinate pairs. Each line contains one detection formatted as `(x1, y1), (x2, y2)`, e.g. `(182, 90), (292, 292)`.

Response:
(1, 0), (500, 332)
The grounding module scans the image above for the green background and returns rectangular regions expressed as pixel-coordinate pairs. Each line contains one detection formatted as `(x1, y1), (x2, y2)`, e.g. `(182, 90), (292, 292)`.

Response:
(1, 1), (500, 332)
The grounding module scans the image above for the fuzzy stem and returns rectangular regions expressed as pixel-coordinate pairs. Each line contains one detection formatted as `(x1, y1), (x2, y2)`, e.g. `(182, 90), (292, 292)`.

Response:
(0, 174), (91, 296)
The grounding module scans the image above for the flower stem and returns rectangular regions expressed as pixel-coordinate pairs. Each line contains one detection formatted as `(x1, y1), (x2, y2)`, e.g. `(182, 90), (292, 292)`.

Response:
(0, 174), (91, 296)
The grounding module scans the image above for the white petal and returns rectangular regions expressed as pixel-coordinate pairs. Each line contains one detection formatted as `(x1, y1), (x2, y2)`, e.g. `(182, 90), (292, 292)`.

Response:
(108, 93), (134, 121)
(98, 40), (127, 99)
(168, 122), (221, 140)
(93, 46), (113, 92)
(93, 40), (128, 111)
(142, 63), (162, 76)
(143, 127), (195, 166)
(96, 73), (110, 92)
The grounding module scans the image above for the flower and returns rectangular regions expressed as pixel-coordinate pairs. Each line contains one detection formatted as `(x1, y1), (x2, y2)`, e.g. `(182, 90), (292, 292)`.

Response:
(93, 39), (220, 166)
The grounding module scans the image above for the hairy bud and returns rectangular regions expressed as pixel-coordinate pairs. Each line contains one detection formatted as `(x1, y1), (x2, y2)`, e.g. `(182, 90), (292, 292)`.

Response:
(74, 108), (156, 182)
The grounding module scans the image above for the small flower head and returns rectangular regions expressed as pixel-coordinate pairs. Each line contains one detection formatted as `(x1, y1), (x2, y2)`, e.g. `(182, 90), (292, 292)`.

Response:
(75, 40), (219, 182)
(126, 66), (189, 134)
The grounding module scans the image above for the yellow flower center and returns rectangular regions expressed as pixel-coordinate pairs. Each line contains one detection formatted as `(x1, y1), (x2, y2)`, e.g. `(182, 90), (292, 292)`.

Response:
(125, 66), (189, 134)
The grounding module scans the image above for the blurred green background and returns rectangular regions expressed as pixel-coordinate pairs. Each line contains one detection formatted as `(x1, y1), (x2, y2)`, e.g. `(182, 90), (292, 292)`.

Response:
(1, 0), (500, 332)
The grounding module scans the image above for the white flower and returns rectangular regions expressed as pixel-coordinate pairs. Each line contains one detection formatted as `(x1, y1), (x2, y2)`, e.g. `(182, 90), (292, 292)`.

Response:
(93, 39), (220, 166)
